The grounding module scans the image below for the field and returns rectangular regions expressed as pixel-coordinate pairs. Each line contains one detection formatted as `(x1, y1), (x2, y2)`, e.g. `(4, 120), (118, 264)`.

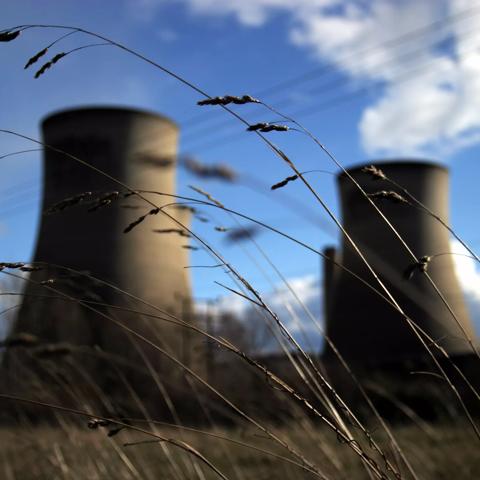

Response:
(2, 421), (479, 479)
(1, 17), (480, 480)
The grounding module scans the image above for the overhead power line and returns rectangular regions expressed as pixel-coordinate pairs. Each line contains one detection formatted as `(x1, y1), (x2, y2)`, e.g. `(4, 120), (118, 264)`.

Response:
(180, 2), (480, 133)
(0, 199), (39, 220)
(180, 33), (480, 154)
(180, 20), (477, 146)
(3, 3), (480, 214)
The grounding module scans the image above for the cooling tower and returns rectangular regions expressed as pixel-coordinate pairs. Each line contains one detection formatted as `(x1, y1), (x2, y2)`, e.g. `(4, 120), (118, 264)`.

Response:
(4, 107), (199, 404)
(324, 161), (475, 365)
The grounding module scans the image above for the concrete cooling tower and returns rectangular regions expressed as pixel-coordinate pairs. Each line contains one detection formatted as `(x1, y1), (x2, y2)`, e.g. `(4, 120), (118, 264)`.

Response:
(4, 107), (199, 407)
(323, 161), (475, 365)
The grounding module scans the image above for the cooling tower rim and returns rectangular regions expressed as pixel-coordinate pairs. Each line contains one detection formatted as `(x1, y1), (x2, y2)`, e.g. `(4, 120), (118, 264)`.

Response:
(41, 105), (179, 130)
(337, 159), (448, 181)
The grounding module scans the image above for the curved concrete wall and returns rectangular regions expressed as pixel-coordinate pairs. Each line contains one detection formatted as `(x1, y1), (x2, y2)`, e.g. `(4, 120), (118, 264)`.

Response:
(324, 161), (475, 364)
(10, 107), (195, 369)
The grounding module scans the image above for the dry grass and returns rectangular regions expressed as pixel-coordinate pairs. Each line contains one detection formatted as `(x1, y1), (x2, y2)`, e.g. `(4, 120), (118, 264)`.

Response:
(1, 421), (478, 480)
(1, 22), (480, 480)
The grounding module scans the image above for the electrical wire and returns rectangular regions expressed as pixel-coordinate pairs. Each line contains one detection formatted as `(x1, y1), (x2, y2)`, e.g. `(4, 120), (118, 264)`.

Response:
(181, 35), (480, 153)
(180, 2), (480, 134)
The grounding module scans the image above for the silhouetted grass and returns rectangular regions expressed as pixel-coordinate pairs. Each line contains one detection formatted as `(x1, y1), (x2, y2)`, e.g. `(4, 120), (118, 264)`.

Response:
(0, 22), (479, 480)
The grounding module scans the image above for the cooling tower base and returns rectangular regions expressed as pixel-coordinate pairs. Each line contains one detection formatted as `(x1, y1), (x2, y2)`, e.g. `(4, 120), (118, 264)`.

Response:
(322, 350), (480, 422)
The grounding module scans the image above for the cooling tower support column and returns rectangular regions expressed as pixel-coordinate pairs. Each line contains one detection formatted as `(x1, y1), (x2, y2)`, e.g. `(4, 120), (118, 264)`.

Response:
(5, 107), (199, 397)
(324, 161), (475, 365)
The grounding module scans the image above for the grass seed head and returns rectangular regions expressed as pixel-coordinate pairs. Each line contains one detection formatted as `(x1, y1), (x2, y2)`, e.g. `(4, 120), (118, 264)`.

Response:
(34, 52), (66, 78)
(173, 204), (197, 214)
(225, 226), (258, 243)
(419, 255), (432, 271)
(183, 156), (237, 181)
(152, 228), (190, 237)
(19, 265), (43, 272)
(45, 192), (93, 214)
(87, 418), (111, 430)
(367, 190), (409, 204)
(404, 255), (432, 280)
(197, 95), (260, 106)
(122, 190), (139, 198)
(123, 214), (147, 233)
(24, 48), (48, 69)
(247, 123), (289, 132)
(362, 165), (387, 181)
(0, 30), (21, 42)
(0, 262), (25, 270)
(123, 207), (159, 233)
(88, 191), (120, 212)
(34, 61), (52, 78)
(136, 153), (174, 168)
(51, 52), (66, 63)
(189, 185), (225, 208)
(271, 175), (298, 190)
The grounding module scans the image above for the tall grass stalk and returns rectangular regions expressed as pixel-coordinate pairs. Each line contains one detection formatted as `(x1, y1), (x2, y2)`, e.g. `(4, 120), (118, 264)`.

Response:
(1, 22), (480, 479)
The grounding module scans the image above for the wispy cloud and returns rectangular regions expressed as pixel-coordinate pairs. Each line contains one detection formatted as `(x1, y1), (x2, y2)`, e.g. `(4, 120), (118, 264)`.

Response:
(156, 28), (178, 43)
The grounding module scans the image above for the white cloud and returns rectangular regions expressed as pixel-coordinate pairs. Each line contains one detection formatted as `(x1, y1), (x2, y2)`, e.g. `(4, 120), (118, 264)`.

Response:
(292, 0), (480, 157)
(450, 239), (480, 333)
(141, 0), (480, 157)
(195, 274), (323, 353)
(194, 239), (480, 352)
(359, 61), (458, 156)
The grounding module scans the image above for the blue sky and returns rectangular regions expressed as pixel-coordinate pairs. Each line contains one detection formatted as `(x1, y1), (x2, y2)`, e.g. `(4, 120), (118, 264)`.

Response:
(2, 0), (480, 346)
